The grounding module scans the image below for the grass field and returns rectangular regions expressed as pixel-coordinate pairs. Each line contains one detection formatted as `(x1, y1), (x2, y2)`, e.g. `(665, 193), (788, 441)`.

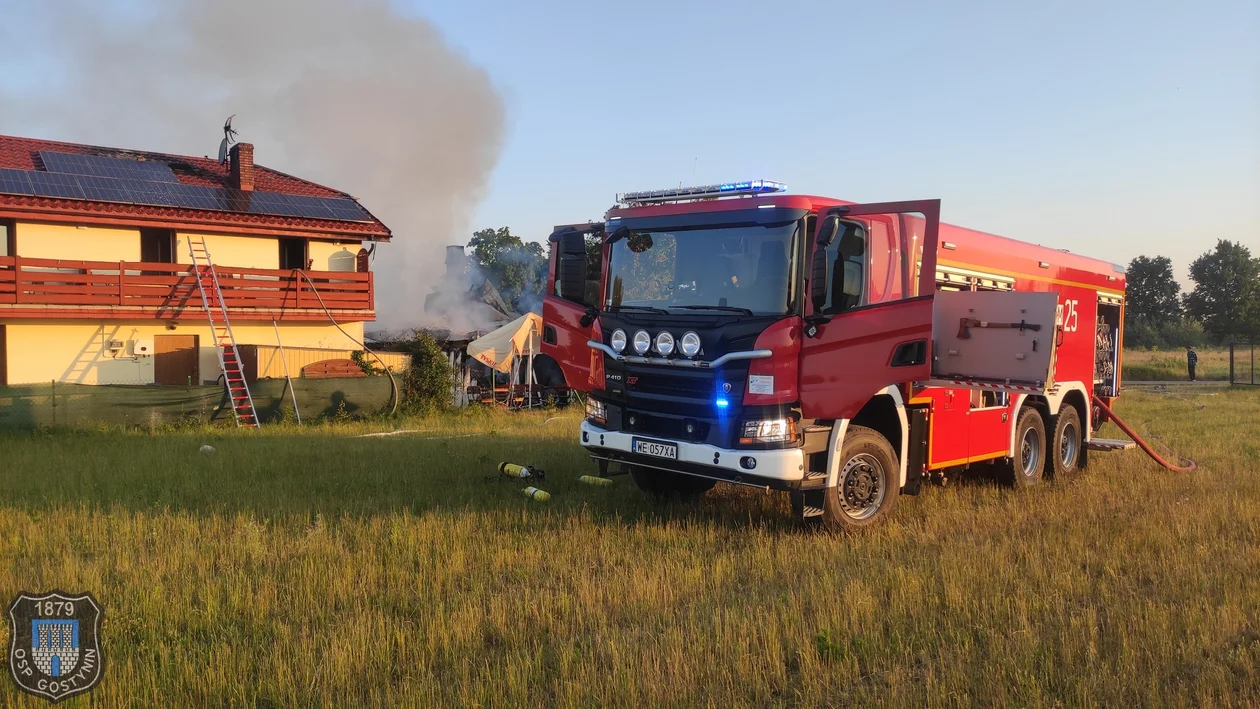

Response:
(1, 389), (1258, 707)
(1122, 348), (1236, 382)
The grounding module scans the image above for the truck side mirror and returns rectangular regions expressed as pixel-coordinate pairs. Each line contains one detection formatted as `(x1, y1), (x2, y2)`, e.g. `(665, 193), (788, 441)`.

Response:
(810, 247), (829, 313)
(809, 216), (839, 313)
(557, 229), (588, 304)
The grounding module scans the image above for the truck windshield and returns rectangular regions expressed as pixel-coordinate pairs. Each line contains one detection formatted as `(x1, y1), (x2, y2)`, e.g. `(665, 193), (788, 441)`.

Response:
(606, 221), (800, 316)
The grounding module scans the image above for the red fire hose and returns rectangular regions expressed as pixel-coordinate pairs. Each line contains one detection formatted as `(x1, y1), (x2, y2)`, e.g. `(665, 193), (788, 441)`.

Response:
(1091, 395), (1197, 472)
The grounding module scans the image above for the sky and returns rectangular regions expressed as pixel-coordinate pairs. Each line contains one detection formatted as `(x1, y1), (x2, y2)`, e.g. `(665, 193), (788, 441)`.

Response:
(406, 0), (1259, 284)
(1, 0), (1257, 291)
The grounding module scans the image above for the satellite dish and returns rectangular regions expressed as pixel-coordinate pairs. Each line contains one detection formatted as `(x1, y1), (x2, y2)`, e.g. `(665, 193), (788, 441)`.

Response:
(218, 114), (238, 164)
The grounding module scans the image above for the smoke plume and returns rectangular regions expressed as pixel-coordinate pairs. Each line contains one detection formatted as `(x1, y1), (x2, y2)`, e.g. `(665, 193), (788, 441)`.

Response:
(0, 0), (504, 329)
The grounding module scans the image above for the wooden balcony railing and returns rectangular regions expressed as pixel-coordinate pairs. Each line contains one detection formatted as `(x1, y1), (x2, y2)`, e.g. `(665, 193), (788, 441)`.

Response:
(0, 255), (374, 321)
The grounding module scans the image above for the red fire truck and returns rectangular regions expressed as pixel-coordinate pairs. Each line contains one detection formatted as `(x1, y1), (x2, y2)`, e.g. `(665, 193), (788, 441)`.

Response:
(542, 181), (1125, 528)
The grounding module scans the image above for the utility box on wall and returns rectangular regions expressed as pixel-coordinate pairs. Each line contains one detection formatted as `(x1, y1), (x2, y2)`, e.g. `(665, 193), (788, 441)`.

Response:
(133, 338), (154, 357)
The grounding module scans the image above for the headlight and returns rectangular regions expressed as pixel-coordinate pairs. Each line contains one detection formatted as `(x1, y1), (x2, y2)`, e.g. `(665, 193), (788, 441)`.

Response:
(610, 329), (627, 353)
(740, 418), (796, 445)
(632, 330), (651, 355)
(655, 331), (675, 356)
(680, 331), (701, 358)
(585, 397), (607, 425)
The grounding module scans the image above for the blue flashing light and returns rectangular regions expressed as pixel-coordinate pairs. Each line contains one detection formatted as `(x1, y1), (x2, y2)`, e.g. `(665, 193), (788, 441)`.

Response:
(715, 397), (730, 409)
(617, 179), (786, 205)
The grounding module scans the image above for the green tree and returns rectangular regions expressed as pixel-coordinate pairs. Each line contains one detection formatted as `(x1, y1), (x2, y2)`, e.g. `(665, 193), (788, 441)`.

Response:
(1184, 240), (1260, 342)
(467, 227), (548, 313)
(1125, 255), (1182, 321)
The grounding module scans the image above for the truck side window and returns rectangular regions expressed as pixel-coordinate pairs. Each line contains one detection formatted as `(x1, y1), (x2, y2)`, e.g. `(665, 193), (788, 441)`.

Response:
(821, 222), (866, 314)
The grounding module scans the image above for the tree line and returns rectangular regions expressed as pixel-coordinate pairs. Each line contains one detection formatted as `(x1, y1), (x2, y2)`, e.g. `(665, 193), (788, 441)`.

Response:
(1125, 239), (1260, 349)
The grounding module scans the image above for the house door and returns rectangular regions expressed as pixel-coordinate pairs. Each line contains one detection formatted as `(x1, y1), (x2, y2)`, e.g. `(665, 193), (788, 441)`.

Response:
(154, 334), (199, 385)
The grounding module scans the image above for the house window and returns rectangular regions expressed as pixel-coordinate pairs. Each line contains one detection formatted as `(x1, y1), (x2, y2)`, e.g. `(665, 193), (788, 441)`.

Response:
(0, 220), (15, 257)
(140, 228), (175, 263)
(280, 238), (308, 270)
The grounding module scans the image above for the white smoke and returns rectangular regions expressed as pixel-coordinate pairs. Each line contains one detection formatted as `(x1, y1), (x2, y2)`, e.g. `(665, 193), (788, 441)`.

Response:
(0, 0), (504, 330)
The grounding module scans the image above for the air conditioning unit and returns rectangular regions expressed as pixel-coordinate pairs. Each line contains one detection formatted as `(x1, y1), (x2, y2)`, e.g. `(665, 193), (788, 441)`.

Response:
(133, 338), (154, 357)
(106, 339), (125, 351)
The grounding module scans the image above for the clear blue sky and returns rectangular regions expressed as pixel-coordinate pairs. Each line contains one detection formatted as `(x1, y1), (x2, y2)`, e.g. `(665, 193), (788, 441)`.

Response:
(408, 0), (1259, 282)
(0, 0), (1255, 286)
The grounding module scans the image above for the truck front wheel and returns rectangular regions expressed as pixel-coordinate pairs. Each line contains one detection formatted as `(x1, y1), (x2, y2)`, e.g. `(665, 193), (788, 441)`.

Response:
(822, 426), (900, 530)
(629, 466), (716, 499)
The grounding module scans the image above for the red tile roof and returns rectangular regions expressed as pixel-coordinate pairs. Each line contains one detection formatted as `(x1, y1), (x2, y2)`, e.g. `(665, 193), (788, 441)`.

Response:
(0, 134), (390, 239)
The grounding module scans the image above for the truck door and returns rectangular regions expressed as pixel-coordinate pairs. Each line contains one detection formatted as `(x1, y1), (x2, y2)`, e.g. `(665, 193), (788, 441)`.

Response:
(800, 200), (941, 420)
(542, 225), (600, 391)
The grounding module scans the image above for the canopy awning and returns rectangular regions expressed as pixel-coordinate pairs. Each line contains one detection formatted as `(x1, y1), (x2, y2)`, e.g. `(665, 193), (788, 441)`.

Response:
(465, 312), (542, 373)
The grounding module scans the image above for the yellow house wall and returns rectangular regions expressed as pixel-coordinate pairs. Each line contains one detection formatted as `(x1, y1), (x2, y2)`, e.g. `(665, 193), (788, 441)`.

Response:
(175, 232), (279, 269)
(15, 222), (141, 262)
(309, 241), (361, 272)
(0, 320), (366, 386)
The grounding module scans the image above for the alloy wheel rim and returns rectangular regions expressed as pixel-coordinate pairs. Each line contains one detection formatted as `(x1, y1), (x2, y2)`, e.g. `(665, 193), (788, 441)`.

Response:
(1021, 428), (1041, 476)
(839, 453), (885, 520)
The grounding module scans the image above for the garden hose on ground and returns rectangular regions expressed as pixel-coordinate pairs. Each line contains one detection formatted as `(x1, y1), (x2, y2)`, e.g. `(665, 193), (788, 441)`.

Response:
(1091, 395), (1197, 472)
(295, 270), (399, 417)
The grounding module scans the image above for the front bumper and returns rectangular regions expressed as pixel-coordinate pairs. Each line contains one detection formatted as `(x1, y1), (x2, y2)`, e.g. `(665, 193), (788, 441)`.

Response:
(580, 420), (805, 490)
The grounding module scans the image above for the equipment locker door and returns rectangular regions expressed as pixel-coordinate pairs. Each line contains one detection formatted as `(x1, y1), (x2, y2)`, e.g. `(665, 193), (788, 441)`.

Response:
(800, 200), (941, 420)
(541, 224), (600, 392)
(923, 387), (969, 468)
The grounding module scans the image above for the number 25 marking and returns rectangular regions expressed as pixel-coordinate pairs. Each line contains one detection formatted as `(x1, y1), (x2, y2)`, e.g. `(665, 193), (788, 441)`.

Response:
(1063, 299), (1079, 333)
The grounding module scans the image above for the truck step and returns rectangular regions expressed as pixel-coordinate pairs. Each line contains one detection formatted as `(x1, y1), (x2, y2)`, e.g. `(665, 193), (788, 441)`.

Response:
(800, 470), (828, 491)
(801, 505), (824, 518)
(1087, 437), (1137, 452)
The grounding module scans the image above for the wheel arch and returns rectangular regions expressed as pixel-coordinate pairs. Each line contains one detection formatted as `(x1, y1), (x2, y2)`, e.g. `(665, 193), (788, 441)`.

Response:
(827, 386), (909, 488)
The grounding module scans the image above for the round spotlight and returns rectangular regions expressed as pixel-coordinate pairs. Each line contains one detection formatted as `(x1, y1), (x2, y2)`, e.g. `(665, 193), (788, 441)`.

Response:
(655, 331), (675, 356)
(610, 329), (627, 353)
(632, 330), (651, 355)
(680, 331), (701, 358)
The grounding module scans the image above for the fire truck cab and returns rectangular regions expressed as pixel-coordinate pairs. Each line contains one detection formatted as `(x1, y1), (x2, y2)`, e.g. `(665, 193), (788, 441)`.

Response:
(543, 181), (1125, 528)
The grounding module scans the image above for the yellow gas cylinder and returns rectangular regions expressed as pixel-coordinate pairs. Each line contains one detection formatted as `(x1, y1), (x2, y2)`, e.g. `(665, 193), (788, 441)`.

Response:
(499, 462), (538, 479)
(578, 475), (614, 487)
(521, 486), (551, 502)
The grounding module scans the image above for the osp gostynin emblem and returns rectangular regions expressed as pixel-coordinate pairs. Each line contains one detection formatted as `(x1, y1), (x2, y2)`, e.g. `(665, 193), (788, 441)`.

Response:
(8, 590), (104, 703)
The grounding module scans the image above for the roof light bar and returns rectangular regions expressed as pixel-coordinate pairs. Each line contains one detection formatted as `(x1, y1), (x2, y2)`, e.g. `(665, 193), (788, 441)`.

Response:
(617, 179), (786, 205)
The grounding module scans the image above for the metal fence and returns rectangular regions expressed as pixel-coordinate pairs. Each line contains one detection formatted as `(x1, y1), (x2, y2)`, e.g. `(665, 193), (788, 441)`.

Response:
(0, 377), (394, 429)
(1230, 343), (1257, 386)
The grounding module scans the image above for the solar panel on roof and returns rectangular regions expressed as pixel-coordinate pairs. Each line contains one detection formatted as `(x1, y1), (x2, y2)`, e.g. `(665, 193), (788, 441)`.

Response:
(40, 151), (179, 183)
(323, 198), (371, 221)
(0, 168), (33, 196)
(26, 171), (85, 199)
(11, 167), (372, 224)
(77, 175), (135, 203)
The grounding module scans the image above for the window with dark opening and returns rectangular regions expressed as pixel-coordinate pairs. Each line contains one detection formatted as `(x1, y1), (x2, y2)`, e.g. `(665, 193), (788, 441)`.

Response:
(280, 238), (308, 270)
(140, 228), (175, 263)
(0, 220), (15, 257)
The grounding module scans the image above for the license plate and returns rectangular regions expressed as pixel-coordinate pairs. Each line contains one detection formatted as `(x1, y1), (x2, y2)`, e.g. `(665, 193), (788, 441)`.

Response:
(632, 437), (678, 460)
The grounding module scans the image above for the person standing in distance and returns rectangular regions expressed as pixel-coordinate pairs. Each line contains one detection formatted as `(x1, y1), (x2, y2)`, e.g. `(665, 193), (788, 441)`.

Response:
(1187, 346), (1198, 382)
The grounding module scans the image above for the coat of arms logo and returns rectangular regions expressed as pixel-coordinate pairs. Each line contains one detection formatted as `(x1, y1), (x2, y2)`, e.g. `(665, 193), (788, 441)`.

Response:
(7, 591), (104, 703)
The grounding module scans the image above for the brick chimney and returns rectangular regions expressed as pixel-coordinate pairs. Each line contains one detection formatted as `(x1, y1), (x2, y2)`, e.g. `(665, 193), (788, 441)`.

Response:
(229, 143), (254, 191)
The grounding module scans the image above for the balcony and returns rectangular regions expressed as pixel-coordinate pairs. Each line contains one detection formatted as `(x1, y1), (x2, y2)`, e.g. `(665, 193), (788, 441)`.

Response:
(0, 255), (374, 322)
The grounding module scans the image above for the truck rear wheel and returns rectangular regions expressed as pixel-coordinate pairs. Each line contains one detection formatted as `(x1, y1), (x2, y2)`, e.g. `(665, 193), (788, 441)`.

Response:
(1047, 406), (1083, 478)
(1000, 407), (1046, 488)
(822, 426), (900, 530)
(629, 466), (716, 499)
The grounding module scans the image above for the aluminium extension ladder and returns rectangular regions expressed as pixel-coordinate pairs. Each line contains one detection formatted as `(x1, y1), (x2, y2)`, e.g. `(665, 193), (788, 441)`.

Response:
(187, 236), (260, 428)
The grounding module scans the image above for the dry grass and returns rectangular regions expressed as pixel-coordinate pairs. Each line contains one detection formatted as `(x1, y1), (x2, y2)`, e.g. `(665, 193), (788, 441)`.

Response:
(1, 391), (1258, 707)
(1123, 348), (1235, 381)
